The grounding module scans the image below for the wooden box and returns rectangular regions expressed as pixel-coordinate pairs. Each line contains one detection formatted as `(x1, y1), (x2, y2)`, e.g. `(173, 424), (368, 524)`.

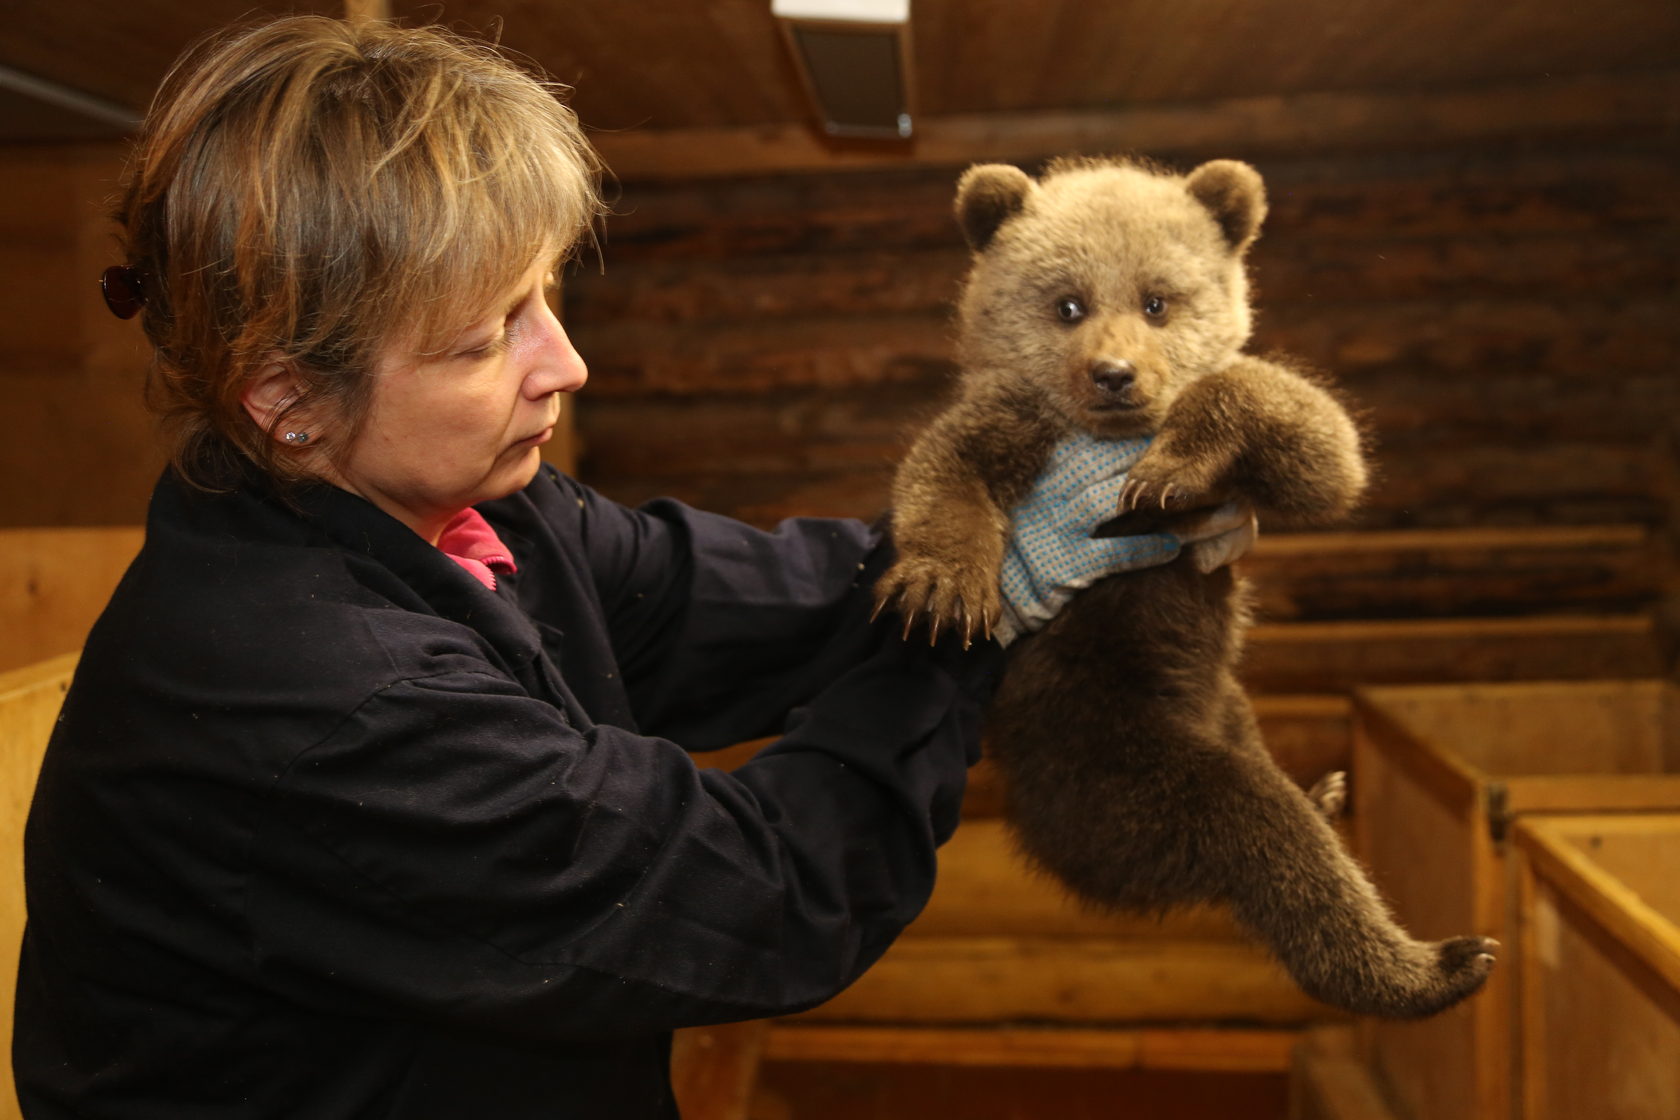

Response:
(1351, 679), (1680, 1120)
(1513, 815), (1680, 1120)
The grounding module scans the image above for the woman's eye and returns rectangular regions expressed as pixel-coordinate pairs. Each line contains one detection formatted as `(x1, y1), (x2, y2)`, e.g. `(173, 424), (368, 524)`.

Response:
(1143, 295), (1169, 319)
(458, 332), (510, 360)
(1055, 297), (1087, 323)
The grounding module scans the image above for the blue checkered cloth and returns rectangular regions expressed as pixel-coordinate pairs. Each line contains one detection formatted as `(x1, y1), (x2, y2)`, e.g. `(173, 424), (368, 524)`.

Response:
(996, 431), (1180, 645)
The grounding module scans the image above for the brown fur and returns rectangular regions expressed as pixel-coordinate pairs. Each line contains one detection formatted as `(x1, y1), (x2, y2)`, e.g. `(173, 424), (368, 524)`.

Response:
(878, 157), (1496, 1018)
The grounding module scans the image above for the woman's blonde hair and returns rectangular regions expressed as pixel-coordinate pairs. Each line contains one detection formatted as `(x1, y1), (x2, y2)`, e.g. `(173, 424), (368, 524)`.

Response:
(118, 15), (604, 489)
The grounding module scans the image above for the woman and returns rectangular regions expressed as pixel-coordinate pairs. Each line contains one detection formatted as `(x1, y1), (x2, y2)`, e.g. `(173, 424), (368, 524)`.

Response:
(16, 17), (1248, 1118)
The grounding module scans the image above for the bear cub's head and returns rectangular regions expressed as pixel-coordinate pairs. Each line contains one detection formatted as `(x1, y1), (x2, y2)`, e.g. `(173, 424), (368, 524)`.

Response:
(954, 156), (1266, 439)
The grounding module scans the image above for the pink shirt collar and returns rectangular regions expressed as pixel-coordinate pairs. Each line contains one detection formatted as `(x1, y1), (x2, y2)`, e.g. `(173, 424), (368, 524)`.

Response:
(437, 508), (517, 591)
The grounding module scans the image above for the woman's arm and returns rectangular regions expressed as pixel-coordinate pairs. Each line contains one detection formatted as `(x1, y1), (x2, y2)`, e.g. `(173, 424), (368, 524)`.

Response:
(250, 613), (996, 1042)
(510, 467), (916, 749)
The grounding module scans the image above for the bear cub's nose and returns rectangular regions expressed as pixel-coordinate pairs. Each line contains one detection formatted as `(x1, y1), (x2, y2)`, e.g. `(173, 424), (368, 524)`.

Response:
(1091, 359), (1137, 397)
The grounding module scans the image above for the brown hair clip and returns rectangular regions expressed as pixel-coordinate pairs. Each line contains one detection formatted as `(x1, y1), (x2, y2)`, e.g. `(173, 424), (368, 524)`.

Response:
(100, 265), (146, 319)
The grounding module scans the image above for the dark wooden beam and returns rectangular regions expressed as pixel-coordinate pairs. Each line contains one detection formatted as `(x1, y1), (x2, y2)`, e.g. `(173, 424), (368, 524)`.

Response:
(591, 70), (1680, 180)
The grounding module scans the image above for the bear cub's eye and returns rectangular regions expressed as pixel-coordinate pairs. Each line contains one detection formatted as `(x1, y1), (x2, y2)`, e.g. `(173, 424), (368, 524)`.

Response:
(1143, 295), (1169, 319)
(1055, 297), (1087, 323)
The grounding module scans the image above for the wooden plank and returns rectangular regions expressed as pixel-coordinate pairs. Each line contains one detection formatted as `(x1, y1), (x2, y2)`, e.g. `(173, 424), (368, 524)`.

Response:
(1506, 776), (1680, 815)
(0, 653), (78, 1120)
(762, 1023), (1300, 1072)
(799, 935), (1331, 1024)
(592, 70), (1680, 179)
(670, 1020), (767, 1120)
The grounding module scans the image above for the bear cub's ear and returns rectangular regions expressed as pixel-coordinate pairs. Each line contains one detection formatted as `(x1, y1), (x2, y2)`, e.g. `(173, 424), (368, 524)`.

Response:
(955, 164), (1035, 252)
(1185, 160), (1267, 253)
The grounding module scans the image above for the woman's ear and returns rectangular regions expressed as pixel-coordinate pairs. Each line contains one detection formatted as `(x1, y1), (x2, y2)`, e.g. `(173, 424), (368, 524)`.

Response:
(240, 358), (305, 442)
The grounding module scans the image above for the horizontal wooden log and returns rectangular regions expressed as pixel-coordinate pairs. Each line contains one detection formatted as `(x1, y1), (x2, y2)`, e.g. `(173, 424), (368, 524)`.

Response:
(798, 934), (1329, 1024)
(1249, 229), (1680, 306)
(1258, 296), (1680, 382)
(591, 71), (1680, 180)
(762, 1023), (1301, 1073)
(565, 227), (1679, 328)
(588, 145), (1678, 261)
(570, 293), (1679, 400)
(579, 454), (1672, 539)
(569, 312), (952, 396)
(1240, 525), (1667, 622)
(1240, 615), (1663, 694)
(566, 249), (968, 324)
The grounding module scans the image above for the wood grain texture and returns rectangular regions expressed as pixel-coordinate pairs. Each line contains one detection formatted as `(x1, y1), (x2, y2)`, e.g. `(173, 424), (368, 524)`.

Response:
(0, 526), (144, 672)
(0, 654), (78, 1120)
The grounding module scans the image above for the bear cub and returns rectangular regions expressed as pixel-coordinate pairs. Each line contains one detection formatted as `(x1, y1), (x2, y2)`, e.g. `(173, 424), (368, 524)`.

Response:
(877, 156), (1496, 1018)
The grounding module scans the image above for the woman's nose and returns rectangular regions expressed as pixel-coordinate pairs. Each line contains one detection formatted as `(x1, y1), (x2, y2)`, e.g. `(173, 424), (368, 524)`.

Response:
(525, 304), (588, 397)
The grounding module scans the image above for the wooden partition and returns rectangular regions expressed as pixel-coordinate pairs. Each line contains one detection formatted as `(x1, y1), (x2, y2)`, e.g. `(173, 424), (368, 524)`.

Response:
(0, 526), (143, 673)
(1514, 815), (1680, 1120)
(0, 653), (78, 1120)
(1352, 680), (1680, 1120)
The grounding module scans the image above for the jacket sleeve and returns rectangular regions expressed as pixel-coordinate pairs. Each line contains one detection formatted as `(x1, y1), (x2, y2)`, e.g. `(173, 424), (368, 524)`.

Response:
(535, 468), (916, 749)
(248, 610), (1000, 1043)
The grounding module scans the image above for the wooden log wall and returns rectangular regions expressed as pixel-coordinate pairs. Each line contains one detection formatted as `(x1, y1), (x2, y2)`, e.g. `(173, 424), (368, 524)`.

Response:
(564, 136), (1680, 564)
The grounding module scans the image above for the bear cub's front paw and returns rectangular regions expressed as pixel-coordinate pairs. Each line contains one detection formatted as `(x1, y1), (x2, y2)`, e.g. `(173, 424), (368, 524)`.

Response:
(1116, 444), (1231, 518)
(875, 553), (999, 647)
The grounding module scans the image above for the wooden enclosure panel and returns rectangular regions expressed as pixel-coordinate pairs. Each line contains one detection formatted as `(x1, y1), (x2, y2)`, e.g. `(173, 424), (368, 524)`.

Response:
(0, 654), (78, 1120)
(1351, 716), (1496, 1120)
(1288, 1028), (1402, 1120)
(1525, 900), (1680, 1120)
(1516, 821), (1680, 1120)
(0, 526), (143, 672)
(1667, 687), (1680, 775)
(1354, 694), (1680, 1120)
(1357, 680), (1673, 777)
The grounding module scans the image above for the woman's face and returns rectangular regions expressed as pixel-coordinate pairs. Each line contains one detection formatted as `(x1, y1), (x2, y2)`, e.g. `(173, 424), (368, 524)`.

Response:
(319, 255), (587, 543)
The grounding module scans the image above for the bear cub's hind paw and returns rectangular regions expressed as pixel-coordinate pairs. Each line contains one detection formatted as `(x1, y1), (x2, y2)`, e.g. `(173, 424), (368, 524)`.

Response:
(1308, 770), (1348, 820)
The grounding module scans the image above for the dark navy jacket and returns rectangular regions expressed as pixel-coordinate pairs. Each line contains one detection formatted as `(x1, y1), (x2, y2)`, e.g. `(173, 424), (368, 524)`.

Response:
(15, 465), (996, 1118)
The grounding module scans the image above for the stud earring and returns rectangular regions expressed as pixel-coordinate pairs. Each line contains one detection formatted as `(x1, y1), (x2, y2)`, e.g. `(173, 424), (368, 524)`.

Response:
(283, 431), (311, 446)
